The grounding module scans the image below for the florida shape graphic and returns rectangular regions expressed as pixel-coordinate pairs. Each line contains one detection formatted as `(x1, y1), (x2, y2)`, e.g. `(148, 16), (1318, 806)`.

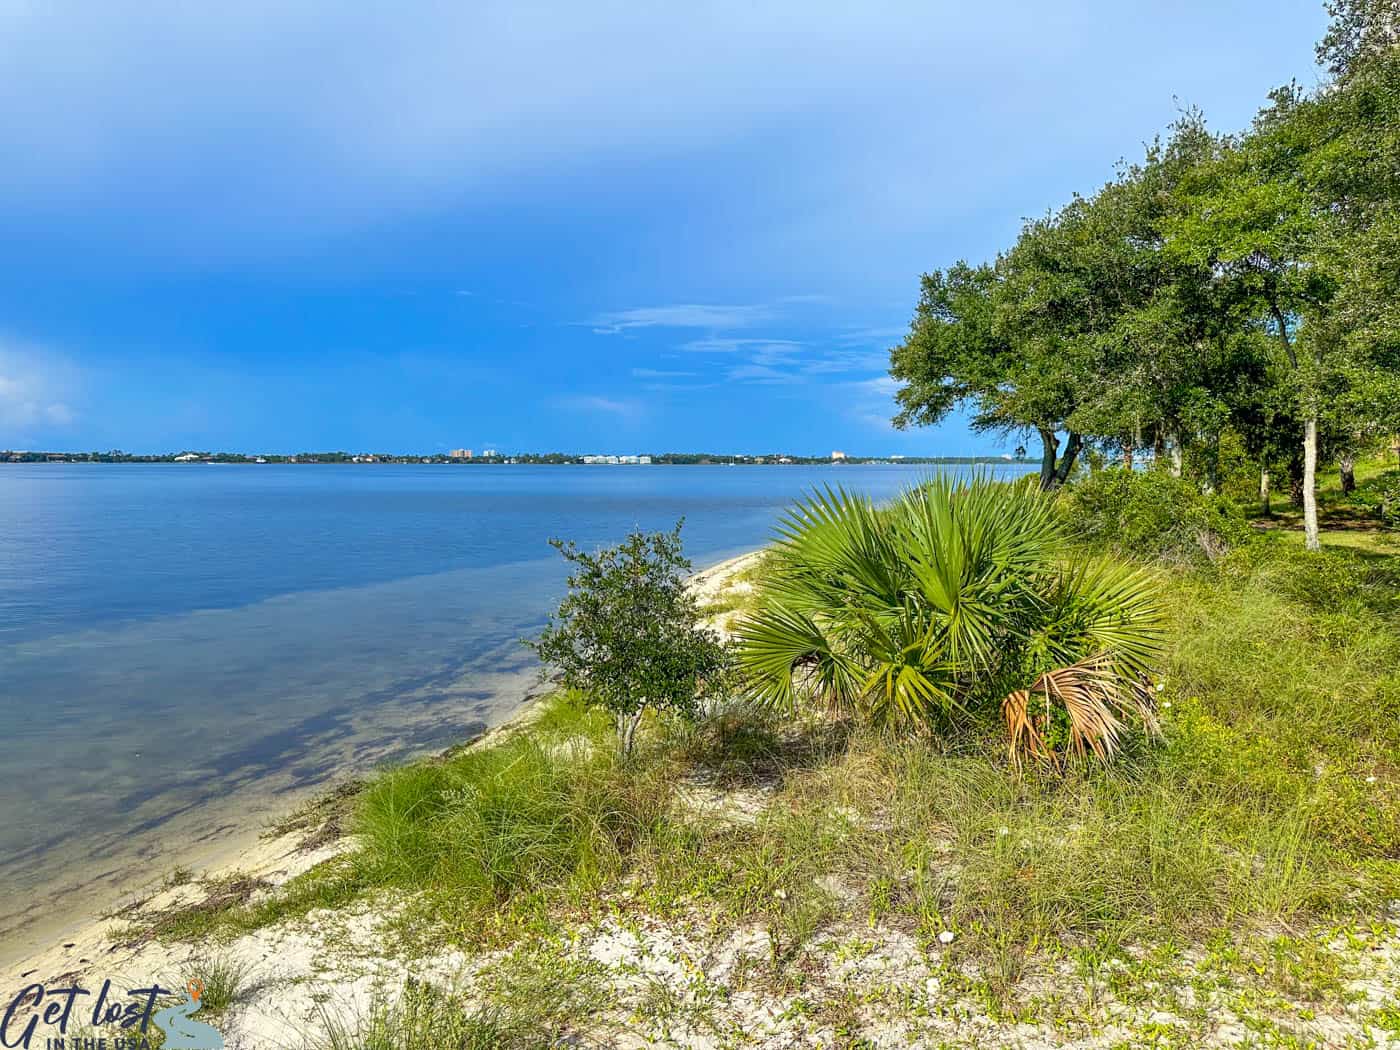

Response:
(150, 979), (224, 1050)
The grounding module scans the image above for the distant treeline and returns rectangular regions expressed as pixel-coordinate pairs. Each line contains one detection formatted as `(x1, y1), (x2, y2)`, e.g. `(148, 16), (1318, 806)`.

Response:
(4, 450), (1027, 466)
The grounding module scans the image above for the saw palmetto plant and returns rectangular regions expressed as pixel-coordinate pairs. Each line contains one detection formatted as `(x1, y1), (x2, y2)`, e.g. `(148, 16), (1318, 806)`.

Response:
(734, 476), (1164, 764)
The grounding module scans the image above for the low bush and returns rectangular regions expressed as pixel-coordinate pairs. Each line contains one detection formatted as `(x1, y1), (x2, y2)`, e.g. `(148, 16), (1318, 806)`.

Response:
(1058, 467), (1253, 561)
(735, 476), (1165, 764)
(1342, 467), (1400, 527)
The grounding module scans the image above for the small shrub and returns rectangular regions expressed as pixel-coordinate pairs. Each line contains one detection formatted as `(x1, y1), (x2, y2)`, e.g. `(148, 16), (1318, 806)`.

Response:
(531, 522), (729, 756)
(1059, 468), (1253, 561)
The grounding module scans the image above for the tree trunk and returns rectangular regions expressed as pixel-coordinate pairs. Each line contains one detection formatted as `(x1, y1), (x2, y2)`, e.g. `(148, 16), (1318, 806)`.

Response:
(1122, 443), (1134, 471)
(1053, 432), (1083, 486)
(1037, 429), (1058, 491)
(1168, 437), (1183, 479)
(1339, 455), (1356, 494)
(618, 710), (643, 758)
(1303, 416), (1321, 552)
(1260, 468), (1271, 517)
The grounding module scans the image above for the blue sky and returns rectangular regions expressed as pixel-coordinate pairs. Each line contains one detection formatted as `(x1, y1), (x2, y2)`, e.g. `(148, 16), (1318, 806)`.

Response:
(0, 2), (1328, 456)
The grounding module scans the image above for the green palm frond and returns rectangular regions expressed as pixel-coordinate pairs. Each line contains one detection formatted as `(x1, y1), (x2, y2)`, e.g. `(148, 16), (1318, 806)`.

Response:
(1041, 556), (1165, 682)
(735, 474), (1165, 763)
(733, 602), (863, 711)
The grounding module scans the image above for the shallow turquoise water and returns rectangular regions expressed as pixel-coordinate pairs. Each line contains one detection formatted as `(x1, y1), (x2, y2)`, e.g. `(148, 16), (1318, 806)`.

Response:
(0, 462), (1030, 957)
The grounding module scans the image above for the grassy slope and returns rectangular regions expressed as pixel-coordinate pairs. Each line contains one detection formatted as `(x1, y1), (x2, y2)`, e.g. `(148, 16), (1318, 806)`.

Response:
(139, 465), (1400, 1048)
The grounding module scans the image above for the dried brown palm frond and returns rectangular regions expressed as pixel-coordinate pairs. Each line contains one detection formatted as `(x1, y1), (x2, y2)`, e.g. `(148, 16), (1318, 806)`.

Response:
(1003, 654), (1159, 767)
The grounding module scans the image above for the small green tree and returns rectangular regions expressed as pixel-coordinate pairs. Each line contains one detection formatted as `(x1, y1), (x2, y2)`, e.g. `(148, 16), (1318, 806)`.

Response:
(531, 522), (728, 757)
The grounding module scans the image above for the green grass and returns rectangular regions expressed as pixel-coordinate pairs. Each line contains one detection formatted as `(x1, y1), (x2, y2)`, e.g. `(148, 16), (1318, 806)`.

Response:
(139, 464), (1400, 1039)
(317, 986), (514, 1050)
(184, 953), (256, 1014)
(352, 697), (674, 933)
(316, 980), (543, 1050)
(153, 538), (1400, 970)
(316, 945), (611, 1050)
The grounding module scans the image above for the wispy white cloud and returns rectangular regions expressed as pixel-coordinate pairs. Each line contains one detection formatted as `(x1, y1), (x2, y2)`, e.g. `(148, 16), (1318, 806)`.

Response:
(835, 375), (902, 431)
(799, 349), (889, 375)
(678, 336), (796, 353)
(0, 341), (80, 431)
(631, 367), (699, 378)
(836, 325), (908, 346)
(727, 363), (801, 385)
(561, 394), (644, 420)
(591, 304), (770, 334)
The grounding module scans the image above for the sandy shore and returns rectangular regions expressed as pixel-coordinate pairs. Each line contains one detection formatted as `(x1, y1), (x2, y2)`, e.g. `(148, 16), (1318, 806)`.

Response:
(1, 550), (764, 993)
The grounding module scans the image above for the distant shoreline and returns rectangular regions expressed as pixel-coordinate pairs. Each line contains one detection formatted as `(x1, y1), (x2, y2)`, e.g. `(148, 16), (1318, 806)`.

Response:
(4, 454), (1029, 466)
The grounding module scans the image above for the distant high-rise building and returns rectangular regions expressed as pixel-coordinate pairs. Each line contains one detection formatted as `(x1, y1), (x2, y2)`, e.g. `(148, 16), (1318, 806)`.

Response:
(449, 448), (473, 459)
(830, 450), (847, 461)
(482, 448), (499, 458)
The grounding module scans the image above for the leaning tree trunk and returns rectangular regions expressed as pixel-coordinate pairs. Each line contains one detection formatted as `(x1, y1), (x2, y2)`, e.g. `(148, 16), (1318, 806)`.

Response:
(1339, 454), (1356, 494)
(1167, 433), (1183, 478)
(1122, 442), (1134, 471)
(1303, 416), (1321, 552)
(1034, 428), (1084, 490)
(1260, 468), (1271, 517)
(1053, 432), (1083, 487)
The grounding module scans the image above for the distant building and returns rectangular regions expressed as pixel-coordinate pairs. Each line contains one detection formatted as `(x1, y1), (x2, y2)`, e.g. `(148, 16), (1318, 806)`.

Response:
(449, 449), (473, 460)
(830, 450), (847, 461)
(581, 454), (650, 465)
(482, 448), (499, 458)
(174, 452), (201, 462)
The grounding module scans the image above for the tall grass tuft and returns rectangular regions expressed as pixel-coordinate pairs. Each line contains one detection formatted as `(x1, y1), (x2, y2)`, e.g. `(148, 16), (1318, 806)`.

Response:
(184, 953), (255, 1014)
(316, 982), (528, 1050)
(353, 701), (673, 918)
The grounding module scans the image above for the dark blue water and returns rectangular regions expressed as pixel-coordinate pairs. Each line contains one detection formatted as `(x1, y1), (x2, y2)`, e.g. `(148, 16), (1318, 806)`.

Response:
(0, 462), (1029, 959)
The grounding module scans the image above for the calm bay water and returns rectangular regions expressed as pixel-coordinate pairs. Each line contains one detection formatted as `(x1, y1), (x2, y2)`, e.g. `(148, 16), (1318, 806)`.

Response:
(0, 461), (1029, 960)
